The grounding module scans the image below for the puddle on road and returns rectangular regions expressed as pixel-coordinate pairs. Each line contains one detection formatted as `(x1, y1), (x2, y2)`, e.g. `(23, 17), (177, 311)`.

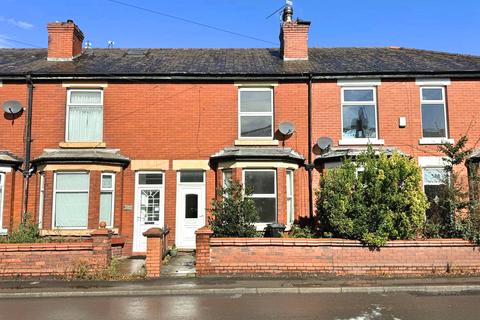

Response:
(336, 305), (401, 320)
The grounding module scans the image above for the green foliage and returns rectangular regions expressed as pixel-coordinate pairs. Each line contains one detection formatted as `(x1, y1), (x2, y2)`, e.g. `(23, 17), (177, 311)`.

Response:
(6, 213), (40, 243)
(288, 224), (315, 238)
(430, 135), (480, 243)
(209, 181), (259, 237)
(316, 146), (429, 247)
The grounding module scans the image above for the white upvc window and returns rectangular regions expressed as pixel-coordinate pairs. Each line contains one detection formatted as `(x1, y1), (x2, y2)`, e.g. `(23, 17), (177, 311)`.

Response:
(286, 169), (294, 225)
(238, 88), (274, 139)
(53, 172), (90, 229)
(0, 173), (4, 230)
(340, 87), (382, 145)
(223, 169), (232, 188)
(38, 173), (45, 229)
(99, 173), (115, 228)
(243, 169), (277, 224)
(66, 89), (103, 142)
(419, 86), (449, 144)
(422, 167), (447, 215)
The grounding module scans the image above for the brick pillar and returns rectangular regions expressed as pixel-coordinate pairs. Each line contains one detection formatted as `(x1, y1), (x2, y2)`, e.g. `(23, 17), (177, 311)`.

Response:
(143, 227), (166, 278)
(88, 171), (101, 229)
(195, 226), (213, 276)
(91, 225), (113, 269)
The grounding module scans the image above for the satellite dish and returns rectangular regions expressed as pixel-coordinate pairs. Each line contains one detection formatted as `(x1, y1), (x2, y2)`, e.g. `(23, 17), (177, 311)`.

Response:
(316, 137), (333, 152)
(278, 122), (295, 136)
(2, 100), (23, 114)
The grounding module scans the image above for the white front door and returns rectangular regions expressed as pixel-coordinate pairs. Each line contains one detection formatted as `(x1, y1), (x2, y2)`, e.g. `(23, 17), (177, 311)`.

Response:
(176, 171), (206, 249)
(133, 172), (165, 253)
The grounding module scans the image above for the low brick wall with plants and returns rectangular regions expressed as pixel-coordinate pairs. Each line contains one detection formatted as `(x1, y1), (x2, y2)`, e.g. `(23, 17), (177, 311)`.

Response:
(0, 229), (112, 278)
(196, 227), (480, 276)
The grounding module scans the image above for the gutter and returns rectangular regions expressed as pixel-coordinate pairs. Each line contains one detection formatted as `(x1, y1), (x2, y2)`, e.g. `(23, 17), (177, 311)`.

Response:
(2, 71), (480, 82)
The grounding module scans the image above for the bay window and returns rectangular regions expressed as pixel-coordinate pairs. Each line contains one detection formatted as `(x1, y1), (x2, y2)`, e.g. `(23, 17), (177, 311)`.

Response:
(341, 87), (378, 141)
(244, 169), (277, 223)
(238, 88), (273, 139)
(99, 173), (115, 227)
(422, 167), (447, 220)
(66, 89), (103, 142)
(286, 170), (294, 225)
(53, 172), (89, 229)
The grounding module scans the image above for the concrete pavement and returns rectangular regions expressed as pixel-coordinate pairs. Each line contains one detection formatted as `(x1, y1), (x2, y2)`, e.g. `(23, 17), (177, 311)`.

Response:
(1, 275), (480, 298)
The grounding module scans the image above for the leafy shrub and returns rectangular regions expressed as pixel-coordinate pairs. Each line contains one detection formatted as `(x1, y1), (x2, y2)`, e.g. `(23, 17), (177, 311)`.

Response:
(6, 213), (40, 243)
(316, 146), (429, 247)
(429, 136), (480, 243)
(209, 181), (259, 237)
(288, 224), (315, 238)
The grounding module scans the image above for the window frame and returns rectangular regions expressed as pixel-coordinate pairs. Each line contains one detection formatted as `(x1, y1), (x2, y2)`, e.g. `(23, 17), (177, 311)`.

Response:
(52, 171), (90, 230)
(178, 170), (205, 184)
(286, 169), (294, 225)
(0, 173), (5, 230)
(242, 169), (277, 225)
(340, 86), (379, 143)
(100, 172), (115, 228)
(65, 89), (104, 143)
(38, 173), (45, 229)
(238, 87), (274, 140)
(419, 86), (448, 140)
(222, 169), (232, 188)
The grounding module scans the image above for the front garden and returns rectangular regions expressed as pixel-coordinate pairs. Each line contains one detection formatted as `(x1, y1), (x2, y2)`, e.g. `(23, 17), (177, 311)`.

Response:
(210, 136), (480, 247)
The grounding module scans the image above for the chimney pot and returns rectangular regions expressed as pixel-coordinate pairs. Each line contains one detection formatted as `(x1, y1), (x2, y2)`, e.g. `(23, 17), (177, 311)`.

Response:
(47, 20), (84, 61)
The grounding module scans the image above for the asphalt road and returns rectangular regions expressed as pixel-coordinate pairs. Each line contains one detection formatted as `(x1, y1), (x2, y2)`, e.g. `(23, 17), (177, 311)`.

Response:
(0, 292), (479, 320)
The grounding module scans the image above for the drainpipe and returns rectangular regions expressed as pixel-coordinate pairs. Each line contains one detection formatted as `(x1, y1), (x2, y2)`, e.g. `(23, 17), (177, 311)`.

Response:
(307, 74), (314, 219)
(22, 74), (34, 222)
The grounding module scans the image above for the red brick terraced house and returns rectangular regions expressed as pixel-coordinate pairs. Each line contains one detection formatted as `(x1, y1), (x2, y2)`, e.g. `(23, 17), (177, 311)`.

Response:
(1, 7), (480, 256)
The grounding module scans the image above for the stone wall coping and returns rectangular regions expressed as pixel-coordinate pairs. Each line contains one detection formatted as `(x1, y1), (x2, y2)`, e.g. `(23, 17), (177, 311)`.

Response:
(143, 227), (167, 238)
(91, 228), (114, 237)
(196, 226), (214, 235)
(0, 242), (93, 252)
(209, 238), (477, 248)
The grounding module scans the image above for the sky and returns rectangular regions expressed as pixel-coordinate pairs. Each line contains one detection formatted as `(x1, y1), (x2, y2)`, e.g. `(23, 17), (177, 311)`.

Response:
(0, 0), (479, 55)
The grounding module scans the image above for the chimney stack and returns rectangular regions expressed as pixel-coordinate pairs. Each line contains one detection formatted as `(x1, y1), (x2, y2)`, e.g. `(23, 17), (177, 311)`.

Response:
(47, 20), (84, 61)
(279, 3), (310, 61)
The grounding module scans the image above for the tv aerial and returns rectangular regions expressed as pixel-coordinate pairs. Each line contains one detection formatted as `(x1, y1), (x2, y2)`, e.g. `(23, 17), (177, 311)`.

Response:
(316, 136), (333, 154)
(2, 100), (23, 114)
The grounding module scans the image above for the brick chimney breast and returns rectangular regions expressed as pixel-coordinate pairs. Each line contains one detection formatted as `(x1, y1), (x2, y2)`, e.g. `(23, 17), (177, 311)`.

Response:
(279, 3), (311, 61)
(47, 20), (84, 61)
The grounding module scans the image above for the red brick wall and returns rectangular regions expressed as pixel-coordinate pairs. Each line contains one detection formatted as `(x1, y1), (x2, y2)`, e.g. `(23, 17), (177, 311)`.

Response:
(0, 240), (111, 277)
(196, 233), (480, 276)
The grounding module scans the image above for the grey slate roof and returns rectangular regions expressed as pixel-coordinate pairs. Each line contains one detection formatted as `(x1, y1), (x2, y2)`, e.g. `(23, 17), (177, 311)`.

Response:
(0, 150), (23, 165)
(1, 47), (480, 78)
(32, 149), (130, 165)
(314, 147), (405, 164)
(210, 147), (304, 164)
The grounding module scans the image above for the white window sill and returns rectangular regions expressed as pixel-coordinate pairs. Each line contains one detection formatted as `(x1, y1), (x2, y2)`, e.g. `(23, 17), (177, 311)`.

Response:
(419, 138), (454, 145)
(235, 139), (279, 146)
(40, 228), (119, 236)
(0, 228), (8, 236)
(59, 141), (106, 148)
(338, 138), (385, 146)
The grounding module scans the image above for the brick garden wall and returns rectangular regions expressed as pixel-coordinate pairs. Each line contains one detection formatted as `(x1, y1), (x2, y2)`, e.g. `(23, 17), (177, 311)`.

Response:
(0, 230), (112, 277)
(196, 227), (480, 276)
